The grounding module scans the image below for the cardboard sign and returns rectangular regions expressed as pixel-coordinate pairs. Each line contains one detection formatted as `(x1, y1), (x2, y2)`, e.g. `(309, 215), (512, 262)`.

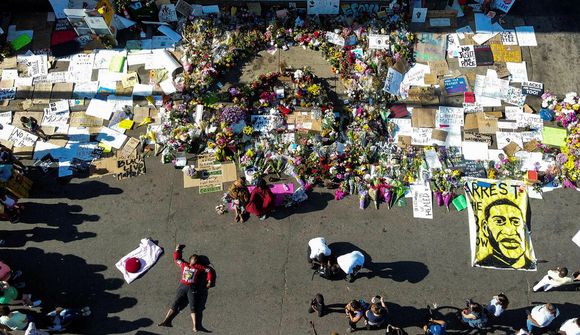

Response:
(429, 60), (449, 76)
(368, 34), (390, 50)
(411, 108), (436, 128)
(442, 76), (469, 96)
(464, 132), (493, 146)
(116, 157), (146, 180)
(406, 86), (439, 105)
(119, 137), (140, 158)
(431, 129), (448, 142)
(476, 113), (498, 134)
(411, 184), (433, 219)
(458, 45), (476, 68)
(521, 81), (544, 96)
(490, 43), (522, 63)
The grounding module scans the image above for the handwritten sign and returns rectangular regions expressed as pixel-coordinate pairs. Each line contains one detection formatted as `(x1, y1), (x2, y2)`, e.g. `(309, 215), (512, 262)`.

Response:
(116, 157), (146, 180)
(158, 4), (178, 22)
(436, 106), (464, 128)
(458, 45), (476, 67)
(119, 137), (140, 158)
(490, 44), (521, 63)
(199, 176), (223, 194)
(443, 77), (469, 96)
(42, 107), (70, 128)
(411, 184), (433, 219)
(500, 30), (518, 45)
(521, 81), (544, 96)
(8, 127), (38, 147)
(411, 128), (433, 146)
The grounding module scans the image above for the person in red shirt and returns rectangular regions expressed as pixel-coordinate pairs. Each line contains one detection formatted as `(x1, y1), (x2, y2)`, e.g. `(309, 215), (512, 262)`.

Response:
(158, 244), (213, 332)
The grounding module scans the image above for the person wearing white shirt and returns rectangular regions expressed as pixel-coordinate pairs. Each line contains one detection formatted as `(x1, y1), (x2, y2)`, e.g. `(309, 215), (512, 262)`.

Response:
(336, 251), (365, 282)
(533, 267), (574, 292)
(559, 318), (580, 335)
(307, 237), (331, 269)
(527, 303), (559, 333)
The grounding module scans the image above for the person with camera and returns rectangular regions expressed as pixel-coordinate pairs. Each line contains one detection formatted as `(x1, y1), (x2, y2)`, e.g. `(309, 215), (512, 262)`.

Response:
(364, 296), (388, 330)
(158, 244), (213, 332)
(345, 299), (368, 333)
(461, 300), (488, 329)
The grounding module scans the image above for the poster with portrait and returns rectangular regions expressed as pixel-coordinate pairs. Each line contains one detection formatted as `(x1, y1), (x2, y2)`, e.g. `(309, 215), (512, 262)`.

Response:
(464, 178), (536, 271)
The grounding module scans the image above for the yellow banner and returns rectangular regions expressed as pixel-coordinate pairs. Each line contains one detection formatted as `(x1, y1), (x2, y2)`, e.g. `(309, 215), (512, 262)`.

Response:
(464, 179), (536, 271)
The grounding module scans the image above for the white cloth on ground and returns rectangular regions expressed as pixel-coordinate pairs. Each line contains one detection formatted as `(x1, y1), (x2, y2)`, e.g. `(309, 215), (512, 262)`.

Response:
(336, 251), (365, 275)
(308, 237), (331, 260)
(115, 238), (163, 283)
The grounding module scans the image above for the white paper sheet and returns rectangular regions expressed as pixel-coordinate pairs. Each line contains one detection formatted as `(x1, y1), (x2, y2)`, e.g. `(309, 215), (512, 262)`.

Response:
(132, 84), (154, 96)
(85, 98), (114, 120)
(462, 141), (488, 160)
(96, 126), (128, 149)
(515, 26), (537, 46)
(506, 62), (528, 82)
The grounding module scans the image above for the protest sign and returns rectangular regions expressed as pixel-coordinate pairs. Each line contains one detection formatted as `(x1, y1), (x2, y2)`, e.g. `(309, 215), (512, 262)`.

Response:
(116, 156), (146, 180)
(436, 107), (464, 128)
(464, 132), (493, 146)
(505, 86), (526, 107)
(454, 160), (487, 178)
(0, 87), (16, 100)
(411, 128), (433, 146)
(411, 108), (436, 128)
(442, 76), (469, 96)
(474, 45), (494, 66)
(464, 178), (536, 270)
(458, 45), (476, 67)
(500, 30), (518, 45)
(411, 184), (433, 219)
(521, 81), (544, 96)
(8, 127), (38, 147)
(490, 44), (521, 63)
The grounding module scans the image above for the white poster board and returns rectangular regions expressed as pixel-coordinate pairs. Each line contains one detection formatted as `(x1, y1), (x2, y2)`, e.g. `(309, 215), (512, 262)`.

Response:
(411, 184), (433, 219)
(307, 0), (339, 15)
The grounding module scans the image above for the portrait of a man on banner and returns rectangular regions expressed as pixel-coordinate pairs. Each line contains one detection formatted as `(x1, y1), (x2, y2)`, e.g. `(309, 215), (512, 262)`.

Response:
(464, 179), (537, 271)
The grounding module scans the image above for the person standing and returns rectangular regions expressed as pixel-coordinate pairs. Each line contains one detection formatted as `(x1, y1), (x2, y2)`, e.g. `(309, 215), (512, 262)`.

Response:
(345, 299), (367, 333)
(364, 296), (388, 330)
(527, 303), (560, 334)
(158, 244), (213, 332)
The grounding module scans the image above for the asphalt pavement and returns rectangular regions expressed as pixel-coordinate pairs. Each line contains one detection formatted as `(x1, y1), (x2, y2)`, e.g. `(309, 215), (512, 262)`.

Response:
(2, 3), (580, 335)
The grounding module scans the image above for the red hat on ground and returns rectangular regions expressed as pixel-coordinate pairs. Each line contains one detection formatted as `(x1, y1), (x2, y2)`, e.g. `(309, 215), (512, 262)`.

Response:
(125, 257), (141, 273)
